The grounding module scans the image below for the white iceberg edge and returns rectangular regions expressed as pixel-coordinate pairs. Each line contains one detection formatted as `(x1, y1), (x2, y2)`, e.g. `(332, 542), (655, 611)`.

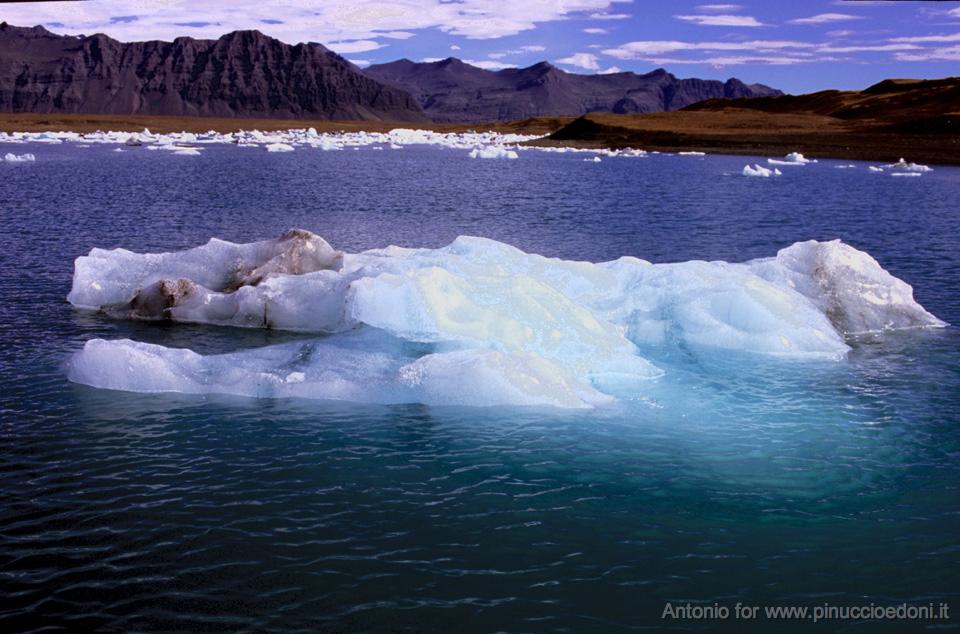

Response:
(66, 231), (946, 408)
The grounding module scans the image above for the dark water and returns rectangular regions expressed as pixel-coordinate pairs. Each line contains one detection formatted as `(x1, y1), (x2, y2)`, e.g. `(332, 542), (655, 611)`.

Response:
(1, 144), (958, 632)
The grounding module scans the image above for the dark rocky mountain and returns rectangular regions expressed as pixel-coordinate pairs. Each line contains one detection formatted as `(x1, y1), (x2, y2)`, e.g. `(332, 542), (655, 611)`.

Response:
(364, 57), (781, 123)
(0, 23), (428, 121)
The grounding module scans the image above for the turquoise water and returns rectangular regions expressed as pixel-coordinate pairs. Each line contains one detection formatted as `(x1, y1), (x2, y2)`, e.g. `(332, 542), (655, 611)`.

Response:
(1, 144), (958, 631)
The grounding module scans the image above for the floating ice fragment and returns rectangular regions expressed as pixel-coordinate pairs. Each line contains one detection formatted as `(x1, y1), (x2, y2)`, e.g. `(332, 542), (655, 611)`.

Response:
(887, 158), (932, 173)
(468, 146), (519, 159)
(869, 166), (884, 172)
(3, 152), (35, 162)
(743, 164), (779, 177)
(266, 143), (295, 152)
(66, 232), (946, 407)
(890, 172), (922, 177)
(678, 151), (705, 156)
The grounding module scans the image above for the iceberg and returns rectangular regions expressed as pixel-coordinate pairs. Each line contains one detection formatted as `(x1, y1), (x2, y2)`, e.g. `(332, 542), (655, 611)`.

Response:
(66, 231), (945, 408)
(887, 158), (932, 173)
(3, 152), (35, 162)
(468, 146), (519, 160)
(743, 164), (780, 177)
(768, 152), (816, 166)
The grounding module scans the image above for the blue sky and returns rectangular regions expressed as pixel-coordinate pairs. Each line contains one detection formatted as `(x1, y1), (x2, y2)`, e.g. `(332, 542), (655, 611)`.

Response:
(2, 0), (959, 93)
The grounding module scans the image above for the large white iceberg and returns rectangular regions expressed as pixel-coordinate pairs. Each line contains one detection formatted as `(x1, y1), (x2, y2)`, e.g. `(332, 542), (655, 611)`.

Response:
(67, 231), (946, 407)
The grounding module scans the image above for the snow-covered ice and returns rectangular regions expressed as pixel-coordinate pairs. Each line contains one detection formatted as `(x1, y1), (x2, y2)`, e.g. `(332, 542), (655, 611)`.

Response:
(469, 146), (519, 159)
(869, 166), (885, 173)
(266, 143), (295, 153)
(743, 164), (781, 177)
(887, 158), (932, 173)
(67, 231), (945, 408)
(768, 152), (817, 166)
(3, 152), (35, 162)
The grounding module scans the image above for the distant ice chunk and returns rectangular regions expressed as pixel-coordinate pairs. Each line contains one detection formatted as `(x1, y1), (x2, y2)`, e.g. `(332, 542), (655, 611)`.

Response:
(869, 166), (884, 173)
(743, 164), (780, 177)
(678, 151), (705, 156)
(3, 152), (35, 162)
(585, 156), (602, 163)
(173, 147), (202, 156)
(887, 158), (932, 173)
(266, 143), (295, 152)
(768, 152), (816, 166)
(891, 172), (922, 178)
(469, 146), (519, 159)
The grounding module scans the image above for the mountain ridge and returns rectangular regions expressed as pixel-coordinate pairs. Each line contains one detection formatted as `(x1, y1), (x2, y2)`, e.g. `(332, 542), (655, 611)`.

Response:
(0, 23), (428, 121)
(0, 22), (781, 123)
(364, 57), (781, 123)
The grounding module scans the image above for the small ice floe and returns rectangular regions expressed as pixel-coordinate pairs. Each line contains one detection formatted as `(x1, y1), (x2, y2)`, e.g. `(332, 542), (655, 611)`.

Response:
(173, 148), (202, 156)
(585, 156), (602, 163)
(869, 166), (884, 173)
(769, 152), (816, 166)
(113, 148), (125, 153)
(743, 164), (780, 177)
(266, 143), (295, 153)
(468, 146), (519, 159)
(390, 143), (403, 149)
(3, 152), (35, 162)
(891, 172), (922, 178)
(834, 164), (856, 169)
(678, 151), (706, 156)
(887, 158), (932, 173)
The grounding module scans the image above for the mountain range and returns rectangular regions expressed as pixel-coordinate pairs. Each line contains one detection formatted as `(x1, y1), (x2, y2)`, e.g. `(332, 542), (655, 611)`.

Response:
(0, 23), (780, 123)
(364, 58), (780, 123)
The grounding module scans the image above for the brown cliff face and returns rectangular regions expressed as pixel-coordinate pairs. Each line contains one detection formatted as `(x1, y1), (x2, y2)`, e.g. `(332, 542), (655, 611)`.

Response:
(0, 24), (428, 122)
(364, 58), (781, 123)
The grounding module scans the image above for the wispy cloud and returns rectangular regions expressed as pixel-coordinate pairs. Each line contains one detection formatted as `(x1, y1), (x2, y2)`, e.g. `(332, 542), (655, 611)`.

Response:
(789, 13), (864, 26)
(675, 14), (764, 27)
(0, 0), (633, 44)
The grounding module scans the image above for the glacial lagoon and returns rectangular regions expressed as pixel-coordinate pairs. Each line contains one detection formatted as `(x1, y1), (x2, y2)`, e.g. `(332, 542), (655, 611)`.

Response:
(1, 133), (958, 631)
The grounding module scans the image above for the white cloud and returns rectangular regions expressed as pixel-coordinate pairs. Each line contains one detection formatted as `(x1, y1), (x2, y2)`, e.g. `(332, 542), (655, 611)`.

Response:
(327, 40), (384, 54)
(589, 13), (631, 20)
(462, 59), (517, 70)
(696, 4), (742, 12)
(450, 44), (461, 50)
(818, 44), (919, 53)
(896, 45), (960, 62)
(789, 13), (864, 26)
(347, 58), (371, 67)
(675, 14), (764, 27)
(890, 32), (960, 44)
(603, 40), (814, 58)
(0, 0), (631, 43)
(584, 27), (608, 34)
(598, 65), (623, 74)
(556, 52), (600, 70)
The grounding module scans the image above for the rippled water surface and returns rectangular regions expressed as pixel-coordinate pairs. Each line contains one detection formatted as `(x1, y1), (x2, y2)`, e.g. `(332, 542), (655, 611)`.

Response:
(1, 144), (959, 632)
